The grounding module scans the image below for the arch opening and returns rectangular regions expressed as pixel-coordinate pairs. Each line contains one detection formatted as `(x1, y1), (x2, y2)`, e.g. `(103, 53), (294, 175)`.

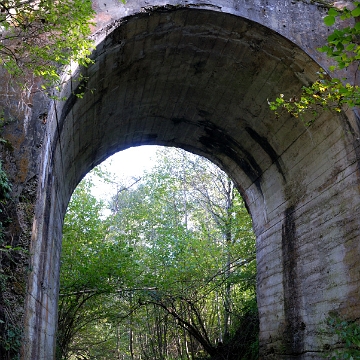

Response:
(57, 145), (258, 360)
(24, 7), (360, 360)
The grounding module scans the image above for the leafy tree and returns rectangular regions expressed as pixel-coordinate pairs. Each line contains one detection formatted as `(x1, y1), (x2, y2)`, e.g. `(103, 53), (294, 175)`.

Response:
(269, 2), (360, 120)
(58, 148), (258, 360)
(58, 178), (140, 359)
(0, 0), (95, 90)
(107, 148), (257, 359)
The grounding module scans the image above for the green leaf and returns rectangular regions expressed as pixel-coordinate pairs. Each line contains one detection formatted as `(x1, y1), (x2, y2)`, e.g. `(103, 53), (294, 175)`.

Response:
(328, 33), (339, 42)
(324, 15), (336, 26)
(318, 45), (330, 53)
(328, 8), (339, 17)
(351, 7), (360, 17)
(346, 44), (355, 51)
(336, 42), (344, 51)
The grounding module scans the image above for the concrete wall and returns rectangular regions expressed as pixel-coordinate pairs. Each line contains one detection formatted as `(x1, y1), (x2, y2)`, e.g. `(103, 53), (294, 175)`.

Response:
(3, 0), (358, 359)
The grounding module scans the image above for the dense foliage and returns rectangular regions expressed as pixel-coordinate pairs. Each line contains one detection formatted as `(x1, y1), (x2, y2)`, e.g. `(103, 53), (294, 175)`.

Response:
(0, 0), (95, 90)
(269, 2), (360, 120)
(58, 148), (258, 360)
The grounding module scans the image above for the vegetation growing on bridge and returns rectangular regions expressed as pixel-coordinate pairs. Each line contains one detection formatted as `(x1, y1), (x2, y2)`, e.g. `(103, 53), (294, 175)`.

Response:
(0, 0), (95, 90)
(57, 148), (258, 360)
(0, 159), (23, 359)
(321, 314), (360, 360)
(269, 2), (360, 120)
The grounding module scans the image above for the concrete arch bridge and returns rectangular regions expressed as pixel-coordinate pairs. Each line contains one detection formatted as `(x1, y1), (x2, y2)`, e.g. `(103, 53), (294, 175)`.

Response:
(0, 0), (359, 359)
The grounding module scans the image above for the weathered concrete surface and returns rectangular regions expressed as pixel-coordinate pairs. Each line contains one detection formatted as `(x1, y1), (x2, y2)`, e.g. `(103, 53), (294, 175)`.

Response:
(0, 69), (49, 360)
(0, 0), (359, 359)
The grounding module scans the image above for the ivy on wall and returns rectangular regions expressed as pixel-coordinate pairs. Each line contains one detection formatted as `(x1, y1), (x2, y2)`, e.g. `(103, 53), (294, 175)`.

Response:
(0, 158), (11, 239)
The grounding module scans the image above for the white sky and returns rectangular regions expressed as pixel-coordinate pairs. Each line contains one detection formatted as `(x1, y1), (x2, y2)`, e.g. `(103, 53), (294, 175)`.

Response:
(106, 145), (159, 178)
(88, 145), (160, 200)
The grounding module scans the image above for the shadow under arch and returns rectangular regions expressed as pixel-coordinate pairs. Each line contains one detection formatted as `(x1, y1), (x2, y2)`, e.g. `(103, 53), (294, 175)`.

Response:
(24, 7), (360, 360)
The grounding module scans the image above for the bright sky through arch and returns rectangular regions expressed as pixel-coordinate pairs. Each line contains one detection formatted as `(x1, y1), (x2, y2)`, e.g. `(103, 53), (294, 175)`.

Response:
(108, 145), (159, 178)
(89, 145), (159, 200)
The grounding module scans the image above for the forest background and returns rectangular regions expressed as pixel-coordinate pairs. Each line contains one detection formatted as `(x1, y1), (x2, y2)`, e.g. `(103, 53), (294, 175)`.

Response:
(57, 147), (258, 360)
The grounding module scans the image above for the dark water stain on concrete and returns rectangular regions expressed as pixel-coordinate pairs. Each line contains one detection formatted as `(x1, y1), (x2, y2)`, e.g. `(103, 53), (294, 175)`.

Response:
(281, 205), (305, 356)
(245, 126), (286, 182)
(198, 121), (263, 195)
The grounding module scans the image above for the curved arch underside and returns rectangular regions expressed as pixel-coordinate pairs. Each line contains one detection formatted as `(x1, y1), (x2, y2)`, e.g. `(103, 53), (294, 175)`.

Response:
(27, 8), (360, 360)
(60, 8), (322, 218)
